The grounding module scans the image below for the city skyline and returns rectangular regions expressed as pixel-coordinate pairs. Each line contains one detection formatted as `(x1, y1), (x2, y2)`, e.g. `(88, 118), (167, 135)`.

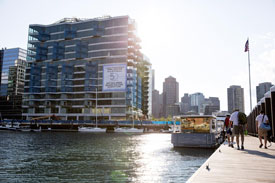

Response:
(1, 0), (275, 113)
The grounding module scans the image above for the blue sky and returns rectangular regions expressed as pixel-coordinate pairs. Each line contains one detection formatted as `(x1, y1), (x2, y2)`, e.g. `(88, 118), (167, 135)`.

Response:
(1, 0), (275, 113)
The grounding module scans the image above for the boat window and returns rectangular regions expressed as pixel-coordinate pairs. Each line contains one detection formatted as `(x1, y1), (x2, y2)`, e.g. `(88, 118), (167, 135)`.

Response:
(212, 119), (216, 130)
(181, 117), (211, 133)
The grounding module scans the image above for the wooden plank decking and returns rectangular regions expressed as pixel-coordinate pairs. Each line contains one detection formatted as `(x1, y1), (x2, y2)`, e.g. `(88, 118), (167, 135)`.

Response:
(187, 136), (275, 183)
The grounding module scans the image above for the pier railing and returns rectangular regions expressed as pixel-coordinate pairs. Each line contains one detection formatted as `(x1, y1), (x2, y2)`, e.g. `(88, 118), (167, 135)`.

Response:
(247, 86), (275, 142)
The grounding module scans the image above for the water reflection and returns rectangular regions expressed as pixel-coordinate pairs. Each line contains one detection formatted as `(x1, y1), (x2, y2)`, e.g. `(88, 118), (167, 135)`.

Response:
(173, 147), (215, 157)
(0, 132), (212, 183)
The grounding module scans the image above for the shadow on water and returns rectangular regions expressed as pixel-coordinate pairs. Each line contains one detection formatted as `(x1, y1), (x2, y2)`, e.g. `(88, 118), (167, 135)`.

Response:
(172, 147), (215, 157)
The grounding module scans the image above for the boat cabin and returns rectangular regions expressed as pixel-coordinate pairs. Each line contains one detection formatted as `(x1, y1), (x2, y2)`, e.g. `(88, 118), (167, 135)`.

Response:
(171, 115), (224, 148)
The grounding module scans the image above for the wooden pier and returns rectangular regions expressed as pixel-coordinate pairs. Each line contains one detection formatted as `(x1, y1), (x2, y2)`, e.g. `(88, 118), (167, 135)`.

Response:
(187, 136), (275, 183)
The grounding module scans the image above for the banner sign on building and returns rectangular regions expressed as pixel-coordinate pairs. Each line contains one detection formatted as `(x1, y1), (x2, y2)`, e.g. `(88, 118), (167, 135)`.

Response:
(102, 64), (127, 91)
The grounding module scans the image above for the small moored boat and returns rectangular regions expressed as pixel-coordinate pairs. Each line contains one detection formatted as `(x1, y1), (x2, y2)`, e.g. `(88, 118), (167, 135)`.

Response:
(78, 127), (106, 133)
(114, 127), (144, 133)
(171, 115), (224, 148)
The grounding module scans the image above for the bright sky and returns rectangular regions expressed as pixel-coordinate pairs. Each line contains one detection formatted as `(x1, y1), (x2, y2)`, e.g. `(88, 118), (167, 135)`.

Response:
(1, 0), (275, 113)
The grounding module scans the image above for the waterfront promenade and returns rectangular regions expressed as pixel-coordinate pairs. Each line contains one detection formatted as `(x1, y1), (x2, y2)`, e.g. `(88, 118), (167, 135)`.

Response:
(187, 136), (275, 183)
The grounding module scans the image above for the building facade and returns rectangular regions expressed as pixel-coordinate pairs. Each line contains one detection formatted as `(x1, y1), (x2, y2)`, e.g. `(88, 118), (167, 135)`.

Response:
(227, 85), (245, 113)
(23, 16), (151, 121)
(162, 76), (179, 117)
(203, 97), (220, 115)
(0, 49), (3, 87)
(256, 82), (273, 102)
(151, 69), (155, 90)
(0, 48), (27, 96)
(180, 93), (191, 114)
(190, 92), (205, 114)
(152, 89), (161, 118)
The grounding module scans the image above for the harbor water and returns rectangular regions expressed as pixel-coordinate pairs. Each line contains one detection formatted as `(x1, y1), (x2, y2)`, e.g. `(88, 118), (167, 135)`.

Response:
(0, 132), (214, 182)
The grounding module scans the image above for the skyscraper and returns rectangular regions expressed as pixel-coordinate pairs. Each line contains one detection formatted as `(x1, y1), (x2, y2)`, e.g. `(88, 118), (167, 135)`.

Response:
(0, 48), (27, 96)
(162, 76), (179, 117)
(256, 82), (273, 102)
(227, 85), (245, 113)
(180, 93), (191, 114)
(190, 92), (205, 114)
(203, 97), (220, 115)
(152, 89), (161, 118)
(23, 16), (151, 121)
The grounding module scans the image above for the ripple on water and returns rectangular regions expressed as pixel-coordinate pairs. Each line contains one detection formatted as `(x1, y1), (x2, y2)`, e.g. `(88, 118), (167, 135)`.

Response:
(0, 132), (214, 182)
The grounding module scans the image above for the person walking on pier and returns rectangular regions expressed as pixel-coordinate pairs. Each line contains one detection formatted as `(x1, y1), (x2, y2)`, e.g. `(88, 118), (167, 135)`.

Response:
(223, 115), (232, 147)
(256, 110), (269, 149)
(230, 109), (245, 150)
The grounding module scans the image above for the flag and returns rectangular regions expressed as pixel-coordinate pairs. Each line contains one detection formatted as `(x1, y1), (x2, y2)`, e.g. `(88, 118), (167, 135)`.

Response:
(244, 39), (249, 52)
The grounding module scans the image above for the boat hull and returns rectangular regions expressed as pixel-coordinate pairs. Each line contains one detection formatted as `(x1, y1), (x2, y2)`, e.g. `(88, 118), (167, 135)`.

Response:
(114, 128), (144, 133)
(78, 127), (106, 133)
(171, 133), (219, 148)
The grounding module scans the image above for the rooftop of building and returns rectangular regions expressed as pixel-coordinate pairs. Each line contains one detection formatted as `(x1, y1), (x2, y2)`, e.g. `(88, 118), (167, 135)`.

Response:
(1, 47), (27, 52)
(30, 15), (132, 27)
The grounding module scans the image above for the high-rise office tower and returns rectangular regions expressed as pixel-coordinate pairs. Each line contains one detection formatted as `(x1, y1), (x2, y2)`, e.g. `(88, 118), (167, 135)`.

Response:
(162, 76), (179, 117)
(180, 93), (191, 114)
(256, 82), (273, 102)
(0, 48), (27, 96)
(190, 92), (205, 114)
(227, 85), (245, 113)
(203, 97), (220, 115)
(152, 89), (161, 118)
(23, 16), (151, 121)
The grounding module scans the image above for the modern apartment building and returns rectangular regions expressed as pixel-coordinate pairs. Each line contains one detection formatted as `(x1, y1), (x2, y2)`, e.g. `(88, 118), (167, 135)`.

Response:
(256, 82), (273, 102)
(162, 76), (179, 117)
(23, 16), (151, 121)
(0, 48), (27, 96)
(227, 85), (245, 113)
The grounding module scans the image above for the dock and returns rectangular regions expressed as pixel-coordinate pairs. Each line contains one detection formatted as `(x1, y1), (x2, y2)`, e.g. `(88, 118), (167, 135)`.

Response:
(187, 136), (275, 183)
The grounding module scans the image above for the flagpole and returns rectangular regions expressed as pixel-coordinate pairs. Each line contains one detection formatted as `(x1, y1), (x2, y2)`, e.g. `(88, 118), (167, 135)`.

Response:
(247, 38), (252, 113)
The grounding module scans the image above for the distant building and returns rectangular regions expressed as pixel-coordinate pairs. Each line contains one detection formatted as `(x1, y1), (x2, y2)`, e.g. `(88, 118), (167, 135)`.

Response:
(166, 103), (180, 118)
(0, 48), (26, 119)
(152, 89), (161, 118)
(190, 92), (205, 114)
(256, 82), (273, 102)
(0, 49), (3, 86)
(203, 97), (220, 115)
(204, 105), (220, 115)
(152, 69), (155, 90)
(227, 85), (244, 113)
(162, 76), (179, 117)
(0, 48), (27, 96)
(209, 97), (220, 108)
(159, 92), (164, 117)
(180, 93), (191, 114)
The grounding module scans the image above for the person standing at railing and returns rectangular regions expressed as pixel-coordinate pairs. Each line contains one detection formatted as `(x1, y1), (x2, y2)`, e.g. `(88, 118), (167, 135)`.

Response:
(256, 110), (269, 149)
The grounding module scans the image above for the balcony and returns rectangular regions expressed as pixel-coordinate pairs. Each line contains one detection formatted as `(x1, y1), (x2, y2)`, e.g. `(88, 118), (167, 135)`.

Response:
(128, 53), (136, 60)
(64, 30), (76, 40)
